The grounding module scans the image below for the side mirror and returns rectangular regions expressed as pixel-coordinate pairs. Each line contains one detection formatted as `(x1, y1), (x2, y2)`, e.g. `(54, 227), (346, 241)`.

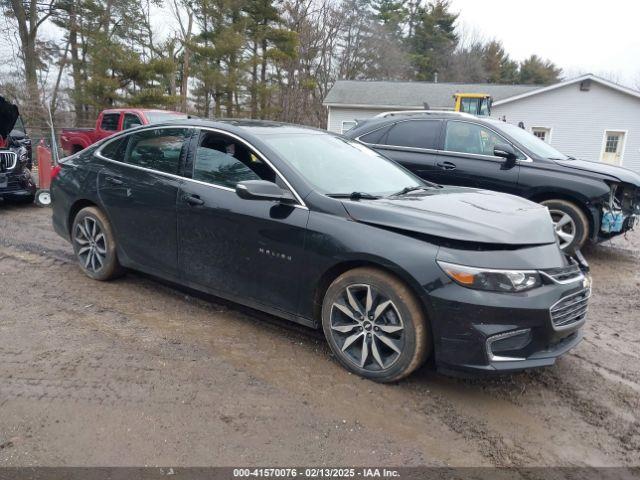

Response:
(494, 143), (518, 167)
(236, 180), (294, 202)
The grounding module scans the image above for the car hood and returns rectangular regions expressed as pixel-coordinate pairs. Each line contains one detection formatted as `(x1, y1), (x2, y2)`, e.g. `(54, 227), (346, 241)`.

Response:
(341, 187), (557, 246)
(0, 96), (19, 140)
(553, 158), (640, 186)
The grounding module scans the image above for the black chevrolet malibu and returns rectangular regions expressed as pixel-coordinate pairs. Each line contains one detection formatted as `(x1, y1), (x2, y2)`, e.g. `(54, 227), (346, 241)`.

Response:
(51, 120), (590, 382)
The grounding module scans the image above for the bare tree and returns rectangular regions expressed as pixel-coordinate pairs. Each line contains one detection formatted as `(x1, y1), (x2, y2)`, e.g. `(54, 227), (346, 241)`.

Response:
(1, 0), (57, 122)
(169, 0), (195, 112)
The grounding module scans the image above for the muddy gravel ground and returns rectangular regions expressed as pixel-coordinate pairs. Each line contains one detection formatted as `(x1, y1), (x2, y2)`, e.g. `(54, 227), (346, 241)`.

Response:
(0, 203), (639, 468)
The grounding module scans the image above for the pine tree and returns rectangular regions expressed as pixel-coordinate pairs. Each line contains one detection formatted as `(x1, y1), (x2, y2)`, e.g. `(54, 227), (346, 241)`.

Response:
(408, 0), (458, 81)
(519, 54), (562, 84)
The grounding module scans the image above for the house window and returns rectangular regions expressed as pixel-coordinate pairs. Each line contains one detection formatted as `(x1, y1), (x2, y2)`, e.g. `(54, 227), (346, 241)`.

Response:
(605, 135), (619, 153)
(341, 121), (357, 134)
(531, 127), (551, 143)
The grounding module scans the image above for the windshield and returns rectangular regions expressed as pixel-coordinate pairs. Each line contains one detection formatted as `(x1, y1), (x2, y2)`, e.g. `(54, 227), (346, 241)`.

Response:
(495, 121), (569, 160)
(260, 133), (428, 196)
(145, 111), (188, 124)
(14, 116), (25, 133)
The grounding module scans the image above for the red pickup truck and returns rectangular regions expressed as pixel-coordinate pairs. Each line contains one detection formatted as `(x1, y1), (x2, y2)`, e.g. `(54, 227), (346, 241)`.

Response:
(60, 108), (187, 154)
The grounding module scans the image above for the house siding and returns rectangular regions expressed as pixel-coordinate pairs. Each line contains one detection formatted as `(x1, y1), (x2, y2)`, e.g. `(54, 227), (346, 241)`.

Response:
(327, 106), (397, 133)
(493, 82), (640, 173)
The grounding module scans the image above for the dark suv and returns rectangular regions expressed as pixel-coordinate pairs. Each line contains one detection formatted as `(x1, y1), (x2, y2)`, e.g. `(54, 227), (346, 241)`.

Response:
(0, 96), (35, 202)
(345, 111), (640, 252)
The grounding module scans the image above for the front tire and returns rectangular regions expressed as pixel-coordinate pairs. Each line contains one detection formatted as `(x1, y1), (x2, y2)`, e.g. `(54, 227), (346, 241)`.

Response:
(541, 199), (589, 253)
(321, 267), (430, 383)
(71, 207), (124, 281)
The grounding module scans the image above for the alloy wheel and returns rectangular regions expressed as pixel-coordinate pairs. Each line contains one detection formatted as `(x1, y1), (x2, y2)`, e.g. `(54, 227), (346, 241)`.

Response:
(74, 216), (107, 272)
(329, 283), (405, 372)
(549, 209), (576, 250)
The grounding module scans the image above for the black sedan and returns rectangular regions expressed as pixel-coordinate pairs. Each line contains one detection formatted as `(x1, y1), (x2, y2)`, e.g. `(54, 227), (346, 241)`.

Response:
(51, 120), (590, 382)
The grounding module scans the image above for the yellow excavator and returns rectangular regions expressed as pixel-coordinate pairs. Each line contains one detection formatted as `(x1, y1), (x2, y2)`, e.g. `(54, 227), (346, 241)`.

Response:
(453, 93), (492, 116)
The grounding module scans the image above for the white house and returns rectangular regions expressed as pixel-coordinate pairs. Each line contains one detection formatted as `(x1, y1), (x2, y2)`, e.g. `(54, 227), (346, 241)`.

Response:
(323, 74), (640, 173)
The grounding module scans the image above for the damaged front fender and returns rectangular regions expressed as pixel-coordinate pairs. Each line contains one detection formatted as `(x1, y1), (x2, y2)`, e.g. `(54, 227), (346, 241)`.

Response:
(596, 182), (640, 240)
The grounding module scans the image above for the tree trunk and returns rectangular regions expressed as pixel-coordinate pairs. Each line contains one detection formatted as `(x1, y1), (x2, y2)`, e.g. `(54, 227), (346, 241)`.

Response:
(10, 0), (42, 124)
(259, 38), (268, 119)
(250, 40), (258, 118)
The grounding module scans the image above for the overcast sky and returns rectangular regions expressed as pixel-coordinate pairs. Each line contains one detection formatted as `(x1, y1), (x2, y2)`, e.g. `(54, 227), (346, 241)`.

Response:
(2, 0), (639, 89)
(451, 0), (640, 87)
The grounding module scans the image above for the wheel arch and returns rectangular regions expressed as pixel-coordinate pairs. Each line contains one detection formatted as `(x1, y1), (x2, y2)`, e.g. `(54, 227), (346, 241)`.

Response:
(312, 258), (433, 331)
(67, 199), (99, 236)
(527, 190), (595, 238)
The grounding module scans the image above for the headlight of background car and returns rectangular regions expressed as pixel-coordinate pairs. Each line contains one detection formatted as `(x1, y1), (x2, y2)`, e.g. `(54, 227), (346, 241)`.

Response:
(17, 146), (29, 164)
(437, 261), (541, 293)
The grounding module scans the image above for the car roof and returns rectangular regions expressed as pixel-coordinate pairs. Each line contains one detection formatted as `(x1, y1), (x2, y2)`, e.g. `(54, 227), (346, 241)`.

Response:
(346, 111), (504, 137)
(163, 118), (329, 136)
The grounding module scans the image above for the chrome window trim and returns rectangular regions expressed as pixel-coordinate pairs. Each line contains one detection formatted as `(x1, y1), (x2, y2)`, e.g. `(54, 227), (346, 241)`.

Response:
(370, 144), (441, 156)
(96, 124), (308, 210)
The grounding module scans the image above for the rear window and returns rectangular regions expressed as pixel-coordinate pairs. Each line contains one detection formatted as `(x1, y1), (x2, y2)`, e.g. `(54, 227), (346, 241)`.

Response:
(359, 125), (392, 144)
(145, 112), (188, 124)
(125, 128), (189, 174)
(384, 120), (441, 150)
(100, 136), (129, 162)
(100, 113), (120, 131)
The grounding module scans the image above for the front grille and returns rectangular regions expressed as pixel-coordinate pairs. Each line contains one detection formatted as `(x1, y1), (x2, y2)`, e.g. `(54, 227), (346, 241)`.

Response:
(0, 151), (17, 171)
(541, 262), (583, 284)
(550, 288), (590, 329)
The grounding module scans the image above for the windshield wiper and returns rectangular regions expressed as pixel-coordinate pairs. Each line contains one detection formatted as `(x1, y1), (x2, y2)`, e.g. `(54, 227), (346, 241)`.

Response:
(326, 192), (381, 200)
(390, 185), (429, 196)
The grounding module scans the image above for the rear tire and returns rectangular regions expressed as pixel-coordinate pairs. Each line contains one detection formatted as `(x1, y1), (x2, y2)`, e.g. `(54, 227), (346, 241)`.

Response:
(541, 199), (589, 253)
(321, 267), (430, 383)
(71, 207), (124, 281)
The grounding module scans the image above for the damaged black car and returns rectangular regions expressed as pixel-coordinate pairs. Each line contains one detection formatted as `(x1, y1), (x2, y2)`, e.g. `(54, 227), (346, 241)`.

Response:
(0, 96), (36, 202)
(51, 120), (590, 382)
(345, 112), (640, 253)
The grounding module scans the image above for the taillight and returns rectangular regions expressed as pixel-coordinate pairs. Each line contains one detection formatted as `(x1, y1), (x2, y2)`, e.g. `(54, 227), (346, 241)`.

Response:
(50, 164), (62, 181)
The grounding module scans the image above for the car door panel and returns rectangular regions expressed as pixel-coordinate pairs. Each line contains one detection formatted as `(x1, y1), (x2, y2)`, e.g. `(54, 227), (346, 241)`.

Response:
(177, 130), (309, 316)
(375, 146), (442, 181)
(432, 151), (520, 193)
(178, 182), (309, 314)
(96, 127), (192, 277)
(97, 163), (181, 275)
(430, 120), (521, 193)
(370, 119), (444, 183)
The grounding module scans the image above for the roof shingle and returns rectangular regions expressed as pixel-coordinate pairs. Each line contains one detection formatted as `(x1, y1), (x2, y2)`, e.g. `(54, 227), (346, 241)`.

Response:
(323, 80), (541, 109)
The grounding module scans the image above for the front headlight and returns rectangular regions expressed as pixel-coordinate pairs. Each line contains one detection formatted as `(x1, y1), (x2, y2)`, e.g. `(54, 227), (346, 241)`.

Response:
(17, 146), (28, 163)
(437, 261), (541, 293)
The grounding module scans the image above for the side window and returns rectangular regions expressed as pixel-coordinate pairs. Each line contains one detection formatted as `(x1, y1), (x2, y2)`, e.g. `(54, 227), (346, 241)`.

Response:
(359, 125), (392, 145)
(383, 120), (441, 150)
(100, 136), (129, 162)
(193, 131), (276, 189)
(125, 128), (189, 174)
(100, 113), (120, 131)
(122, 113), (142, 130)
(444, 121), (506, 157)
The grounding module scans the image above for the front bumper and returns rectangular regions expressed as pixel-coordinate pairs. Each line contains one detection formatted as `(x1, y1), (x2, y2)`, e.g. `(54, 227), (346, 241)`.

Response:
(428, 260), (589, 375)
(0, 169), (36, 200)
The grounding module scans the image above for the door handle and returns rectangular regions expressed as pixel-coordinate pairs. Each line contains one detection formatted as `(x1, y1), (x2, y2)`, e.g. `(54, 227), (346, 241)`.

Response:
(183, 194), (205, 207)
(105, 176), (124, 185)
(436, 161), (457, 171)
